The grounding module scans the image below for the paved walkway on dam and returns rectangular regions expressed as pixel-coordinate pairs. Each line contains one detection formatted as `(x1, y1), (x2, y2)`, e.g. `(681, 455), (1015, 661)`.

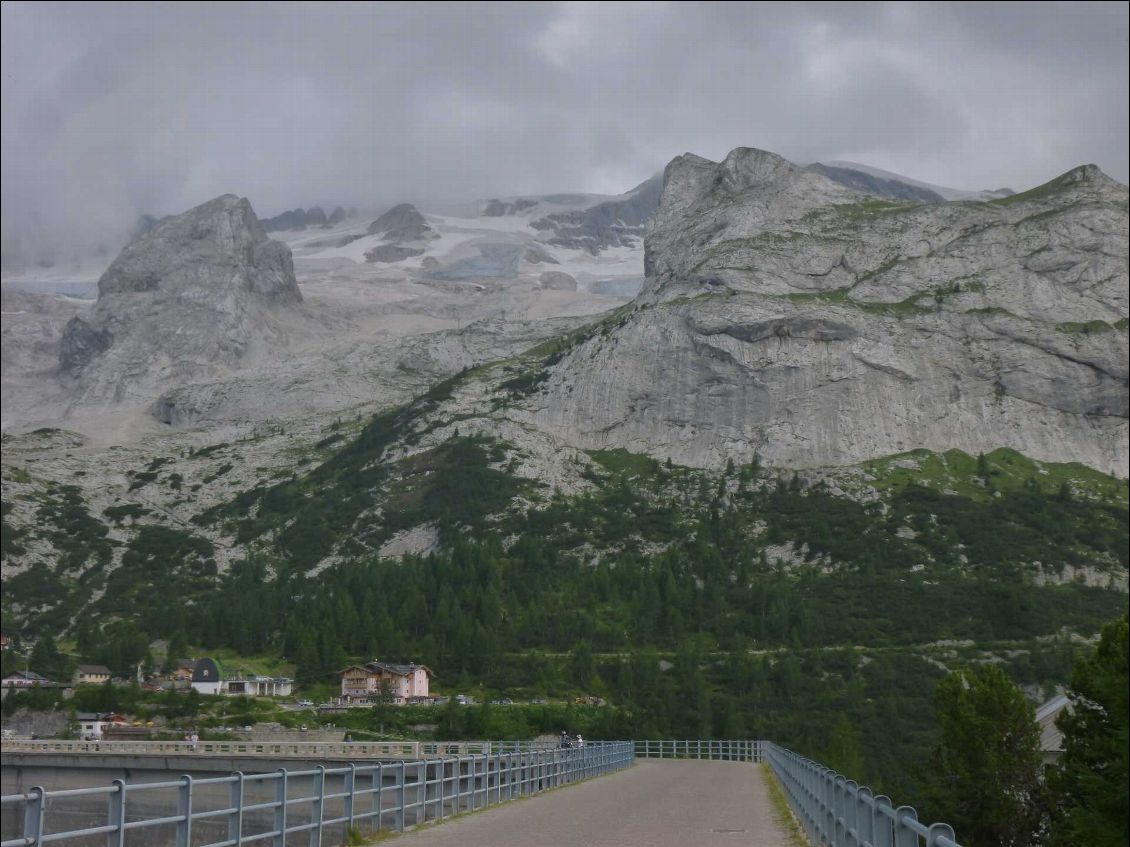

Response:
(391, 759), (798, 847)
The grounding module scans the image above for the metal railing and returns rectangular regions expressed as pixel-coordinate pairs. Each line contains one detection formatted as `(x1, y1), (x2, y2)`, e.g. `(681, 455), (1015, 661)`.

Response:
(634, 739), (761, 761)
(635, 739), (960, 847)
(763, 743), (959, 847)
(2, 740), (496, 760)
(0, 741), (634, 846)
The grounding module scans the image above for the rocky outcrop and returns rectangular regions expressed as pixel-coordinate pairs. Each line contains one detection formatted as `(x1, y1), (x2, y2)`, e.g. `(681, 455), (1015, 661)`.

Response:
(523, 244), (559, 265)
(519, 147), (1129, 474)
(58, 317), (112, 376)
(530, 175), (662, 254)
(806, 163), (946, 203)
(58, 194), (303, 407)
(260, 205), (339, 231)
(484, 198), (538, 216)
(817, 160), (1015, 202)
(365, 244), (425, 263)
(262, 208), (311, 231)
(538, 271), (577, 291)
(367, 204), (435, 242)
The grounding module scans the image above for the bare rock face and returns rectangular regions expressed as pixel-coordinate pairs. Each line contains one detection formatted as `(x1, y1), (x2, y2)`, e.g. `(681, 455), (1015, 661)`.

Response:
(531, 175), (662, 255)
(538, 271), (577, 291)
(58, 194), (303, 406)
(365, 244), (425, 263)
(59, 317), (112, 375)
(367, 203), (435, 242)
(521, 148), (1129, 474)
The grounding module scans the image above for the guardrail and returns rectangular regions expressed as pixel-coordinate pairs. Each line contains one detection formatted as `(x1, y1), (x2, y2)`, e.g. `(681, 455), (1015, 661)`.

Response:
(635, 739), (961, 847)
(0, 741), (634, 846)
(2, 739), (496, 760)
(634, 739), (761, 761)
(764, 743), (960, 847)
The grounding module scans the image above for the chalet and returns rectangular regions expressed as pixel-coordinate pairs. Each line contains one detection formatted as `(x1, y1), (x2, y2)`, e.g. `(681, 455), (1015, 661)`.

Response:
(74, 665), (113, 686)
(340, 661), (433, 705)
(169, 661), (196, 688)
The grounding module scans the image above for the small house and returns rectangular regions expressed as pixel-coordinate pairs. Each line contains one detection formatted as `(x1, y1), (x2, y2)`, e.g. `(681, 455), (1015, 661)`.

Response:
(74, 665), (113, 686)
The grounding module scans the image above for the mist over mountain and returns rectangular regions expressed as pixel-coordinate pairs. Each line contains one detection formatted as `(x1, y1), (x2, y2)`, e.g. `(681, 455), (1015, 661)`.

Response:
(1, 9), (1127, 833)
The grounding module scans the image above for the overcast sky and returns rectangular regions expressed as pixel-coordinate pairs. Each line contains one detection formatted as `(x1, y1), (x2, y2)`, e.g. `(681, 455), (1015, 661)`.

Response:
(2, 1), (1127, 255)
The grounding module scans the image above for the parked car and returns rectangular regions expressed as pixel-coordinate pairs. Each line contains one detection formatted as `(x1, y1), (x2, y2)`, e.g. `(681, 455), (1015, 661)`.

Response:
(296, 699), (314, 707)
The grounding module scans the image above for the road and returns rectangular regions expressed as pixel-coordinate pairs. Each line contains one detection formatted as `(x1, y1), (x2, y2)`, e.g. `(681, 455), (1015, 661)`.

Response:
(390, 759), (798, 846)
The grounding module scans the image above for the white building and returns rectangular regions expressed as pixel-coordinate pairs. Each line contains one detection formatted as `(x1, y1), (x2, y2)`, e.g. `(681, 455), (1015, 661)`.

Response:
(189, 658), (293, 698)
(225, 675), (294, 697)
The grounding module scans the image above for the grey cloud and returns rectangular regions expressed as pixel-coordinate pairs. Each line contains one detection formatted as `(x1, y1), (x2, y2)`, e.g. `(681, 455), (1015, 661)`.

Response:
(2, 1), (1127, 262)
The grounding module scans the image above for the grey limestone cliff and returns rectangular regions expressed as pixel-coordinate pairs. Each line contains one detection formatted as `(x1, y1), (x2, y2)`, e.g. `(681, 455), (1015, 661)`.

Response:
(519, 147), (1129, 474)
(530, 175), (663, 254)
(59, 194), (303, 405)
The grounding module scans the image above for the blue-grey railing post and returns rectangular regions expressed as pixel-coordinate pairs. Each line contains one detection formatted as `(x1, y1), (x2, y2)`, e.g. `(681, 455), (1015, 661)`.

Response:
(834, 774), (846, 846)
(107, 779), (126, 847)
(858, 786), (874, 847)
(895, 806), (919, 847)
(272, 769), (287, 847)
(373, 763), (383, 833)
(475, 754), (483, 809)
(229, 772), (244, 846)
(928, 822), (957, 847)
(447, 758), (454, 817)
(396, 762), (406, 831)
(23, 785), (44, 847)
(874, 795), (894, 847)
(845, 781), (858, 847)
(416, 761), (426, 826)
(479, 754), (485, 807)
(345, 762), (356, 833)
(821, 767), (835, 844)
(432, 760), (441, 822)
(463, 756), (471, 810)
(176, 775), (193, 847)
(309, 765), (326, 847)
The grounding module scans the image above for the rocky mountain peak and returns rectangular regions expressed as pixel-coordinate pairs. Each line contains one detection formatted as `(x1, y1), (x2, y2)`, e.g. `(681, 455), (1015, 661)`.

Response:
(367, 203), (434, 242)
(527, 147), (1128, 474)
(1057, 163), (1117, 190)
(644, 147), (859, 289)
(717, 146), (799, 191)
(57, 195), (303, 410)
(95, 194), (299, 304)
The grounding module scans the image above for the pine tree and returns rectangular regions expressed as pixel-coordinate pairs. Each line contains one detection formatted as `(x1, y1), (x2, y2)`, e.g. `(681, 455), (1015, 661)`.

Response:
(922, 665), (1047, 847)
(1048, 611), (1128, 847)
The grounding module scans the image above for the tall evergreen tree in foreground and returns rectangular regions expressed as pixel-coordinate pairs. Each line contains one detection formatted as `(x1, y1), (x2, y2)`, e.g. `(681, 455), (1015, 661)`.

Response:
(922, 665), (1046, 847)
(1048, 610), (1129, 847)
